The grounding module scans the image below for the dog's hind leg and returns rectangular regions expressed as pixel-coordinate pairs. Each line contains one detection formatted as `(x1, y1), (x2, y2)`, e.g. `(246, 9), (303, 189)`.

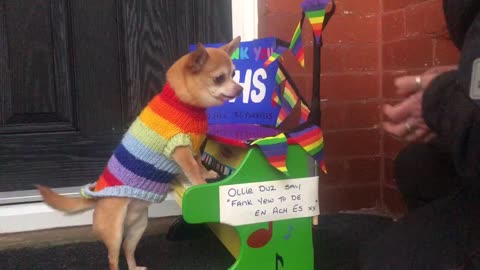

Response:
(93, 197), (130, 270)
(123, 200), (150, 270)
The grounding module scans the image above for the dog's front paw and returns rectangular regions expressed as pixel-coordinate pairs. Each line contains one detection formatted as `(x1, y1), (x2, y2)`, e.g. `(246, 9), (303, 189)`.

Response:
(204, 170), (219, 179)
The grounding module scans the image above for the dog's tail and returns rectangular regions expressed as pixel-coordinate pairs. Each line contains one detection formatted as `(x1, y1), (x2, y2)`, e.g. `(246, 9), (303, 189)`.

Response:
(36, 185), (96, 213)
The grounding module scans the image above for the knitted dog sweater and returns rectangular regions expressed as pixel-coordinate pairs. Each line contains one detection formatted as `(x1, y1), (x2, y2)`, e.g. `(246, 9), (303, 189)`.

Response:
(81, 83), (207, 203)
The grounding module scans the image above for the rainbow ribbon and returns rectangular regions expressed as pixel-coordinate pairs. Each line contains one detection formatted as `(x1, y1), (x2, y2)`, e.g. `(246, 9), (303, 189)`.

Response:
(300, 101), (311, 123)
(271, 87), (282, 107)
(264, 52), (281, 68)
(251, 133), (289, 174)
(288, 125), (327, 174)
(301, 0), (329, 43)
(289, 21), (305, 67)
(275, 68), (286, 84)
(283, 81), (299, 109)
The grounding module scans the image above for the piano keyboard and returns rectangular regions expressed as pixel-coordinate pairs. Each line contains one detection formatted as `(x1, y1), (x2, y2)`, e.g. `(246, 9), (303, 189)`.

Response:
(202, 152), (236, 178)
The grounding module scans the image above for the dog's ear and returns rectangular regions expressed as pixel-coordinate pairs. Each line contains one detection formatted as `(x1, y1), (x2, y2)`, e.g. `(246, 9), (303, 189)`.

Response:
(221, 36), (241, 56)
(188, 43), (209, 73)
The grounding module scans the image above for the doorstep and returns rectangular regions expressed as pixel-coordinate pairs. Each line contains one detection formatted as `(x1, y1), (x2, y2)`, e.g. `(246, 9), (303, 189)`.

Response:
(0, 216), (177, 251)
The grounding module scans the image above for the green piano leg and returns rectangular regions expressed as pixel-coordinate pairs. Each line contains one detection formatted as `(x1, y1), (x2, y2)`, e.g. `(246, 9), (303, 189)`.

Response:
(182, 145), (316, 270)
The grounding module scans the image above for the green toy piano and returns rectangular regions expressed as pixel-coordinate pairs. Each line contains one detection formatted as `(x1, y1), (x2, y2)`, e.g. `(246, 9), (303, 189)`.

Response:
(170, 1), (334, 269)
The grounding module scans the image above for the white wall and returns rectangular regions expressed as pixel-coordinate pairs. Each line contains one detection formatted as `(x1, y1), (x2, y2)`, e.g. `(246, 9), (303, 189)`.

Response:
(231, 0), (258, 41)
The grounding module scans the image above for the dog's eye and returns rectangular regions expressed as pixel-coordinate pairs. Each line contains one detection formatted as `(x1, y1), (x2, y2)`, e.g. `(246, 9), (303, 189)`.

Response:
(214, 74), (226, 84)
(231, 71), (236, 78)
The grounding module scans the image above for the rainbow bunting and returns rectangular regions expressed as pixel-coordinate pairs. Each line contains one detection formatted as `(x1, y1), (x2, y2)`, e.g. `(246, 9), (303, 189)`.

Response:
(276, 107), (289, 127)
(271, 88), (282, 107)
(251, 133), (289, 174)
(289, 21), (305, 67)
(264, 52), (281, 68)
(288, 125), (327, 173)
(300, 101), (311, 123)
(275, 81), (299, 127)
(275, 68), (286, 84)
(283, 81), (299, 109)
(301, 0), (329, 43)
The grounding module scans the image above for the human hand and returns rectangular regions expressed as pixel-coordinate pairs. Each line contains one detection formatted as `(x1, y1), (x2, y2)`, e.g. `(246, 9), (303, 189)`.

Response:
(382, 65), (457, 142)
(393, 65), (457, 97)
(383, 91), (434, 142)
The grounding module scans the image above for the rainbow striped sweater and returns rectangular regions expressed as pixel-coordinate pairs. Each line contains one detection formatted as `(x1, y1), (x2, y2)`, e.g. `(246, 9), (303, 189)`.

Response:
(81, 83), (207, 203)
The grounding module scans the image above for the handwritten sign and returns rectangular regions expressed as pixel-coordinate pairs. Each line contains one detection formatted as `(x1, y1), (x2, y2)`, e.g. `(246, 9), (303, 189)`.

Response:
(219, 177), (320, 226)
(190, 37), (282, 126)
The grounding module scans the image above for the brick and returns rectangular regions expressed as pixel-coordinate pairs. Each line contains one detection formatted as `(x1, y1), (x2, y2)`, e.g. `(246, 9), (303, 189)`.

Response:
(324, 129), (381, 157)
(321, 45), (348, 73)
(382, 70), (408, 98)
(282, 52), (310, 76)
(433, 38), (460, 65)
(335, 0), (380, 15)
(383, 157), (397, 188)
(323, 14), (379, 44)
(383, 132), (407, 158)
(321, 157), (381, 187)
(382, 187), (407, 217)
(322, 101), (380, 130)
(383, 38), (434, 69)
(405, 0), (448, 38)
(263, 12), (302, 42)
(291, 74), (313, 101)
(318, 185), (382, 213)
(265, 0), (303, 13)
(383, 0), (429, 12)
(321, 44), (379, 73)
(382, 10), (405, 42)
(343, 44), (379, 72)
(321, 73), (379, 101)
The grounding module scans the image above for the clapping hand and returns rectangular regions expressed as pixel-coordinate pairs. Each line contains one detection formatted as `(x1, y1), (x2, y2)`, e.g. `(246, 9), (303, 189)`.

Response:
(382, 66), (457, 142)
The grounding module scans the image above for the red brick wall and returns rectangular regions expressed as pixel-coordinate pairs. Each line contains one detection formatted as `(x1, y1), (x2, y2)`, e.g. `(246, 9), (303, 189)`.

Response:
(258, 0), (459, 216)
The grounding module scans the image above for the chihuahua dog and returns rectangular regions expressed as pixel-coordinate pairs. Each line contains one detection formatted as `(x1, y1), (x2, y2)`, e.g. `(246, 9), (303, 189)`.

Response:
(37, 36), (242, 270)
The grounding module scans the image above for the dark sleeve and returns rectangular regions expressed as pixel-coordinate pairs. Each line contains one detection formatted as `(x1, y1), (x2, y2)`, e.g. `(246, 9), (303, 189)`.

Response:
(422, 12), (480, 182)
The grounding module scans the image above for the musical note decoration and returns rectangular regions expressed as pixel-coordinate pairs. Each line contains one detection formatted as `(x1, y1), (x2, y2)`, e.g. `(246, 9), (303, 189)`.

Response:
(276, 253), (285, 270)
(247, 221), (273, 248)
(284, 225), (294, 240)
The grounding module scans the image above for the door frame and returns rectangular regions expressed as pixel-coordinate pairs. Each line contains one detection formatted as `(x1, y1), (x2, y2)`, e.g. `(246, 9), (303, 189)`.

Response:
(0, 0), (258, 234)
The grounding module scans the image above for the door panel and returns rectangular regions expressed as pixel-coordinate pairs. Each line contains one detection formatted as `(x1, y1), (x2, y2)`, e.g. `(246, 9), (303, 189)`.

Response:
(1, 0), (73, 134)
(0, 0), (232, 193)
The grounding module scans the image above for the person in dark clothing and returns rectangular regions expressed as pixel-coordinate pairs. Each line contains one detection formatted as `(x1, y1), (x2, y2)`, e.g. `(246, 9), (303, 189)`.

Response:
(359, 0), (480, 269)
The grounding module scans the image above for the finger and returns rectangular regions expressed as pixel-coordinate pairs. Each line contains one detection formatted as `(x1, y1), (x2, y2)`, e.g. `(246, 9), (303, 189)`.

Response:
(404, 127), (429, 142)
(422, 133), (437, 143)
(382, 121), (410, 137)
(394, 76), (421, 96)
(383, 99), (417, 122)
(424, 65), (457, 75)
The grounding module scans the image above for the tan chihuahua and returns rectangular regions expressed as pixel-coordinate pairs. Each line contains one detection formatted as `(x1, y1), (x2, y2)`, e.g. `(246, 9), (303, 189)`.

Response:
(37, 36), (242, 270)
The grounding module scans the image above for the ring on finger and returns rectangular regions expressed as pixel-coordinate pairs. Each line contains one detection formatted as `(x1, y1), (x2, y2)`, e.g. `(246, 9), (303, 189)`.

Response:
(404, 121), (415, 133)
(415, 76), (422, 90)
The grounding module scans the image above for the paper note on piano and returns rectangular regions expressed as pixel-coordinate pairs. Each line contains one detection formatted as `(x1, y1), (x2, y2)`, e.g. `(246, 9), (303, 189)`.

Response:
(219, 177), (320, 226)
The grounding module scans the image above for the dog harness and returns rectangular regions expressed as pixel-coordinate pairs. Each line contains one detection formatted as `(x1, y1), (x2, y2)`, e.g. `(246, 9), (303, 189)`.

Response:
(81, 83), (208, 202)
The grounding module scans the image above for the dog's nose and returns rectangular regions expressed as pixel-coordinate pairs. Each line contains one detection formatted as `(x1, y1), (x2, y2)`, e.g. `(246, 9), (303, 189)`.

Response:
(236, 86), (243, 96)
